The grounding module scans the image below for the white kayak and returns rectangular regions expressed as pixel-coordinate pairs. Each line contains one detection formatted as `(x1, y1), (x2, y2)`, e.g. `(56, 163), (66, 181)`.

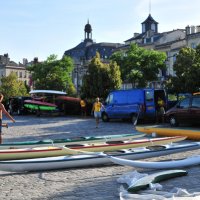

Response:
(0, 142), (199, 172)
(108, 154), (200, 169)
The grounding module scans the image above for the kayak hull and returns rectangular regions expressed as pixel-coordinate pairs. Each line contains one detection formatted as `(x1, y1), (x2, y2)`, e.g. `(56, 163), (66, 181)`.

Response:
(0, 133), (145, 149)
(0, 136), (186, 160)
(136, 126), (200, 140)
(0, 142), (199, 172)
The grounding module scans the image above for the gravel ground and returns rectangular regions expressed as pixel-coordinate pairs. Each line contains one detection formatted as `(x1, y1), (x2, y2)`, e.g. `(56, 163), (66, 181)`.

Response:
(0, 115), (200, 200)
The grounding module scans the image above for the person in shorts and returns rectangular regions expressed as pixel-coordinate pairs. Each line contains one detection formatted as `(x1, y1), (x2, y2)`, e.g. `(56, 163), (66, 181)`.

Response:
(91, 97), (104, 128)
(156, 97), (165, 123)
(0, 94), (15, 143)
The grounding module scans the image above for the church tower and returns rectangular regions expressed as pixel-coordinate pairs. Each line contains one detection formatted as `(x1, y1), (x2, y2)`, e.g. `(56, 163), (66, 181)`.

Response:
(141, 14), (158, 33)
(84, 20), (93, 42)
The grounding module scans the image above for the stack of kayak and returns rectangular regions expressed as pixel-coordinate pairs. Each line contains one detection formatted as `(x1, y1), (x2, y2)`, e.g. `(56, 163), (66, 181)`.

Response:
(0, 131), (198, 172)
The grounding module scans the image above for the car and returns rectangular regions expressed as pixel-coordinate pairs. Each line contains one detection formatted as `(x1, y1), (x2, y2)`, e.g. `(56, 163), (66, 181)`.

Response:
(165, 94), (200, 126)
(7, 96), (32, 115)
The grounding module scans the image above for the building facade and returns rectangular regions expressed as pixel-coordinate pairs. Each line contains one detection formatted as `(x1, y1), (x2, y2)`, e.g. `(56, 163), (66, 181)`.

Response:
(64, 21), (123, 93)
(0, 54), (31, 86)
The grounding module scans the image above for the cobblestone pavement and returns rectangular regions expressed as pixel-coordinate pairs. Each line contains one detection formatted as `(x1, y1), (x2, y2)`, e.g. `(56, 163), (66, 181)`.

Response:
(0, 115), (200, 200)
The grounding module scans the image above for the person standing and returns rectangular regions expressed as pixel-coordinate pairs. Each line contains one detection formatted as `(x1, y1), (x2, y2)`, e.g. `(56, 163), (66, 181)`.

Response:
(91, 97), (104, 128)
(156, 97), (165, 123)
(0, 94), (15, 144)
(80, 99), (87, 116)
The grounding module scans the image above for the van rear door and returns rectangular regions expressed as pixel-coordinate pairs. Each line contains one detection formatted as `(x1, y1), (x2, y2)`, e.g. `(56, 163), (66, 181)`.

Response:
(144, 89), (156, 117)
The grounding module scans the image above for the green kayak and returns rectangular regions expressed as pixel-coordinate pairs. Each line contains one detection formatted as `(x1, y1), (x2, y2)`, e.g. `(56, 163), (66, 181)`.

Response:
(0, 133), (145, 149)
(24, 104), (57, 111)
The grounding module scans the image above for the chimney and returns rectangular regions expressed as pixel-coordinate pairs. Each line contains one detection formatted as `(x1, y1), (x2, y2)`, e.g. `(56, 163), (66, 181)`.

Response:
(134, 33), (140, 38)
(185, 25), (190, 35)
(191, 26), (195, 34)
(23, 58), (28, 65)
(33, 57), (38, 64)
(196, 25), (200, 33)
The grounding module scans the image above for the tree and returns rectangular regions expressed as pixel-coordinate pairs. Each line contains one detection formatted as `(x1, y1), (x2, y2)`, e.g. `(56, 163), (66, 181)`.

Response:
(110, 43), (166, 87)
(127, 69), (143, 88)
(81, 52), (122, 99)
(28, 55), (75, 94)
(167, 45), (200, 93)
(0, 72), (28, 102)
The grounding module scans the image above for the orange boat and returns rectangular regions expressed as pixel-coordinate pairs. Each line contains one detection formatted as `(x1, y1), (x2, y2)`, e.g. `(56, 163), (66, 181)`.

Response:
(136, 125), (200, 140)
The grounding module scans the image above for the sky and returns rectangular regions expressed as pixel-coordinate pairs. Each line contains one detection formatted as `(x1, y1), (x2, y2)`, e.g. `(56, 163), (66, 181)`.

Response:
(1, 0), (200, 63)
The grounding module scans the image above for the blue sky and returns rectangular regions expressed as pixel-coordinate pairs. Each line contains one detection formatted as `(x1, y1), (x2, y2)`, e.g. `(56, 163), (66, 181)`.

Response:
(1, 0), (200, 63)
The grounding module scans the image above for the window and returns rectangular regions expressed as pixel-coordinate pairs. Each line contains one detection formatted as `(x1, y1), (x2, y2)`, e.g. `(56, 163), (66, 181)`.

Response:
(145, 91), (154, 102)
(192, 97), (200, 108)
(179, 98), (190, 108)
(151, 23), (156, 31)
(191, 43), (196, 49)
(106, 94), (113, 104)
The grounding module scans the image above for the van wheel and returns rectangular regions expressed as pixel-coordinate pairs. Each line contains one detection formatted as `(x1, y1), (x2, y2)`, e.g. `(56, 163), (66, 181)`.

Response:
(169, 115), (178, 127)
(102, 113), (109, 122)
(131, 114), (137, 125)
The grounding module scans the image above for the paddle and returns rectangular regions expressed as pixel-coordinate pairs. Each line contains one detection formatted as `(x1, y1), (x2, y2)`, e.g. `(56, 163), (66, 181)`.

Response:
(133, 104), (141, 127)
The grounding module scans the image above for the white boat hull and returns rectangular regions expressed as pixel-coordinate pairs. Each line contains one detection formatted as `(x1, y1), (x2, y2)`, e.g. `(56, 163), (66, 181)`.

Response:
(0, 142), (199, 172)
(109, 154), (200, 169)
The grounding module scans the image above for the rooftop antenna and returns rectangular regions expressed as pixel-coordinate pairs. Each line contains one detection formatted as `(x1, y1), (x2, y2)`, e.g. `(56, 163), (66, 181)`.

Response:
(149, 0), (151, 14)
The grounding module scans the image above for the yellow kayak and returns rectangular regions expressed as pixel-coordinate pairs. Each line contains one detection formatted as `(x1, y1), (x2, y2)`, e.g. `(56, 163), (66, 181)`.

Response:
(136, 126), (200, 140)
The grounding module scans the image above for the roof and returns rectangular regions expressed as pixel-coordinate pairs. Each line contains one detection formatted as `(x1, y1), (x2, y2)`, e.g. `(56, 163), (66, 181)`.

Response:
(141, 14), (158, 24)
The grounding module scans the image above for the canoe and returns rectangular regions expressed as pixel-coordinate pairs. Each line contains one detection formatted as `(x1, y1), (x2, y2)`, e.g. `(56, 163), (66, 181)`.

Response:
(127, 170), (187, 192)
(108, 155), (200, 169)
(0, 133), (145, 149)
(56, 96), (80, 102)
(24, 100), (57, 111)
(64, 136), (186, 153)
(0, 136), (186, 160)
(0, 142), (199, 172)
(136, 125), (200, 140)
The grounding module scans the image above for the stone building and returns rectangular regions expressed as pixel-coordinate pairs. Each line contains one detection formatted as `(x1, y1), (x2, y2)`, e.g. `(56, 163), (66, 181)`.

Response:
(64, 20), (123, 93)
(120, 14), (187, 88)
(0, 53), (31, 87)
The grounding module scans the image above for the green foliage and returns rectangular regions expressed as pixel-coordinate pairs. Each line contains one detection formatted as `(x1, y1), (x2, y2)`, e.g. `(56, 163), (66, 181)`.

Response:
(167, 45), (200, 93)
(81, 52), (122, 99)
(0, 72), (28, 101)
(110, 43), (166, 87)
(28, 54), (74, 94)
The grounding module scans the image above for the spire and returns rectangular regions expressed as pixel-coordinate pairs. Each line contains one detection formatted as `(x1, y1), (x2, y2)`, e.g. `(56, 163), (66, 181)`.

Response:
(84, 20), (93, 42)
(149, 0), (151, 14)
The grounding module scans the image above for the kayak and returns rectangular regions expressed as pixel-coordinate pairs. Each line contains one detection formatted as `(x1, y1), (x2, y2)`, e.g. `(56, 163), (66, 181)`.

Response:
(56, 96), (80, 102)
(0, 136), (186, 160)
(0, 133), (145, 149)
(127, 170), (187, 192)
(64, 136), (186, 153)
(108, 155), (200, 169)
(24, 100), (57, 111)
(136, 125), (200, 140)
(0, 142), (199, 172)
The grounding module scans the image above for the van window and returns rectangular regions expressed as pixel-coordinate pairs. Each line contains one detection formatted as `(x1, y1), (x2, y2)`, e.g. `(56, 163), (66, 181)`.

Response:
(145, 91), (154, 102)
(179, 98), (190, 108)
(106, 94), (113, 104)
(192, 97), (200, 108)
